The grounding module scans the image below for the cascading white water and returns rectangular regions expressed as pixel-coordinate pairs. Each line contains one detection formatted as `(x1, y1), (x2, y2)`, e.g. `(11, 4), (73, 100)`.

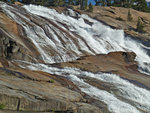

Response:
(1, 2), (150, 112)
(21, 63), (150, 113)
(1, 3), (150, 74)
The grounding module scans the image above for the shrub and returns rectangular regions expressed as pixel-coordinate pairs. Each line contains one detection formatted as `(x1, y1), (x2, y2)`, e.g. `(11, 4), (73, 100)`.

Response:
(88, 3), (93, 12)
(136, 17), (145, 33)
(0, 104), (5, 109)
(127, 10), (133, 21)
(49, 79), (55, 83)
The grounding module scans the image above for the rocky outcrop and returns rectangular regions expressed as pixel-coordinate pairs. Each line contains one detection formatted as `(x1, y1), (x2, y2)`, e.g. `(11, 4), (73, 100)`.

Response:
(0, 29), (36, 62)
(107, 51), (136, 63)
(0, 10), (42, 63)
(1, 3), (150, 113)
(73, 6), (150, 41)
(58, 52), (150, 90)
(0, 32), (21, 59)
(0, 62), (103, 113)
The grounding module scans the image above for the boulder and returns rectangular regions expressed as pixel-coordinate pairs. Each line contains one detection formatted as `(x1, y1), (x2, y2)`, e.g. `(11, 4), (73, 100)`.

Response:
(0, 66), (103, 113)
(108, 51), (136, 63)
(76, 103), (102, 113)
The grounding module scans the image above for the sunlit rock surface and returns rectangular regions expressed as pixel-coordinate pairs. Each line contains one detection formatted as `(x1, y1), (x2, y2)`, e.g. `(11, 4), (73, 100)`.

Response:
(0, 2), (150, 113)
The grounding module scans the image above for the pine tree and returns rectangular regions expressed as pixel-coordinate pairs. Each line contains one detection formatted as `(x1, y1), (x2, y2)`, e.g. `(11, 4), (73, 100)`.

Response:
(97, 0), (105, 6)
(133, 0), (148, 12)
(127, 10), (133, 21)
(106, 0), (112, 6)
(80, 0), (88, 10)
(68, 0), (74, 5)
(88, 2), (93, 12)
(22, 0), (32, 4)
(80, 0), (84, 10)
(48, 0), (55, 6)
(0, 0), (8, 2)
(54, 0), (65, 6)
(136, 17), (144, 33)
(85, 0), (88, 9)
(94, 0), (100, 6)
(11, 0), (15, 3)
(113, 0), (121, 6)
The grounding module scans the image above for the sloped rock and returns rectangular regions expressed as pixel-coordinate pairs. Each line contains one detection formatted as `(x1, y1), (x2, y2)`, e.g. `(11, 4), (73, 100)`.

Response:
(58, 51), (150, 90)
(76, 103), (102, 113)
(107, 51), (136, 63)
(73, 6), (150, 41)
(0, 65), (104, 113)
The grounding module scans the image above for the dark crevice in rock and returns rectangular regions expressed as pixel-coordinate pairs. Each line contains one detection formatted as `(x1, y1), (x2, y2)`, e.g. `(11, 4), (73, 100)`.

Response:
(0, 67), (51, 83)
(1, 84), (47, 102)
(0, 30), (36, 62)
(17, 98), (20, 111)
(6, 40), (16, 58)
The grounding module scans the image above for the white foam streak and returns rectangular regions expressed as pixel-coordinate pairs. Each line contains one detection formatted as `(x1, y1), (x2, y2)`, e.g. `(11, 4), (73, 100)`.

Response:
(23, 63), (150, 113)
(2, 4), (150, 74)
(23, 5), (150, 67)
(70, 75), (140, 113)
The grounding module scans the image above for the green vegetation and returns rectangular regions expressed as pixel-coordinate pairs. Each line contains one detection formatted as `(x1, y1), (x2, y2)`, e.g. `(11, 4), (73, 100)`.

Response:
(88, 2), (93, 12)
(94, 0), (150, 13)
(1, 0), (150, 13)
(136, 17), (145, 33)
(49, 79), (55, 83)
(0, 104), (5, 109)
(127, 10), (133, 21)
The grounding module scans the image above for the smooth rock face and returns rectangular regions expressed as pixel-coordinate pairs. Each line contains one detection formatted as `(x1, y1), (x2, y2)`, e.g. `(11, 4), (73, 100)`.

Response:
(0, 31), (34, 62)
(0, 65), (102, 113)
(80, 6), (150, 41)
(0, 2), (150, 113)
(59, 52), (150, 90)
(76, 103), (102, 113)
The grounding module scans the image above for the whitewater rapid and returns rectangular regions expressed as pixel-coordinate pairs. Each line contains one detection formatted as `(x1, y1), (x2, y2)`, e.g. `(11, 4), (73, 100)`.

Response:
(1, 2), (150, 112)
(1, 3), (150, 74)
(19, 62), (150, 113)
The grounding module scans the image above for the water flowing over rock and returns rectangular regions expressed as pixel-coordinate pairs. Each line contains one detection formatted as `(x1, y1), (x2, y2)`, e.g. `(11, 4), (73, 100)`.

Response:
(1, 2), (150, 113)
(0, 2), (150, 73)
(0, 2), (150, 71)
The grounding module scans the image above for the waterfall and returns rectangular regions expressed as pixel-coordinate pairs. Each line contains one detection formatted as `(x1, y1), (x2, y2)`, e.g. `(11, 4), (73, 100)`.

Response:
(1, 2), (150, 112)
(1, 3), (150, 74)
(23, 63), (150, 113)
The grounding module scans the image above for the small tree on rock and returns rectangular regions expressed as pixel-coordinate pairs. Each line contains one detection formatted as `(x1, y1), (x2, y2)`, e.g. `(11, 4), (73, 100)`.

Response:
(88, 2), (93, 12)
(127, 10), (133, 21)
(136, 17), (144, 33)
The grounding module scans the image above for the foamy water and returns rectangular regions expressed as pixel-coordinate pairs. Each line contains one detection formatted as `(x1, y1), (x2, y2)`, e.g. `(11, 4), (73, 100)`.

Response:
(1, 4), (150, 74)
(22, 63), (150, 113)
(1, 2), (150, 112)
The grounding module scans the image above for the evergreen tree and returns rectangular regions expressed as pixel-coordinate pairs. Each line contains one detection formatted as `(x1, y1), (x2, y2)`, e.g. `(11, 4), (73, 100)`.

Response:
(11, 0), (15, 3)
(127, 0), (134, 8)
(47, 0), (55, 6)
(113, 0), (121, 6)
(94, 0), (100, 6)
(74, 0), (80, 5)
(106, 0), (112, 6)
(88, 2), (93, 12)
(80, 0), (84, 10)
(136, 17), (144, 33)
(127, 10), (133, 21)
(94, 0), (105, 6)
(0, 0), (7, 2)
(68, 0), (74, 5)
(133, 0), (148, 12)
(85, 0), (88, 9)
(80, 0), (88, 10)
(53, 0), (65, 6)
(22, 0), (31, 4)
